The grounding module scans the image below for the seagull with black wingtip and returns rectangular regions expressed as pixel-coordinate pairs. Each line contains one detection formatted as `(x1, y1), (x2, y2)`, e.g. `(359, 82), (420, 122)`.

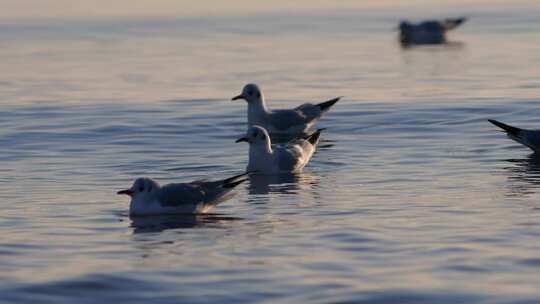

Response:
(118, 172), (249, 216)
(235, 125), (322, 174)
(399, 17), (467, 46)
(232, 83), (340, 138)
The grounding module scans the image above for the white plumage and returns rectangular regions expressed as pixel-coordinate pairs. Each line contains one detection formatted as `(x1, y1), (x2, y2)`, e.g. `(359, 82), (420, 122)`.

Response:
(236, 125), (322, 174)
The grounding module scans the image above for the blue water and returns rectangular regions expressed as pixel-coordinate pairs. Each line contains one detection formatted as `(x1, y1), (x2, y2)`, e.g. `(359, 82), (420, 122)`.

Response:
(1, 3), (540, 303)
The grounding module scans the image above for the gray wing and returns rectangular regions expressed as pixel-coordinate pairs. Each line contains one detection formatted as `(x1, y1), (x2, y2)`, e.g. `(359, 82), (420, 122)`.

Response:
(193, 180), (239, 208)
(419, 21), (444, 32)
(269, 104), (322, 131)
(275, 139), (315, 171)
(158, 183), (205, 207)
(295, 103), (323, 119)
(159, 173), (247, 208)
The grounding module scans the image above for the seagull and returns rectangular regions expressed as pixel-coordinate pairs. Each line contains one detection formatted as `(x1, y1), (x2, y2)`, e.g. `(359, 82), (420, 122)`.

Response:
(232, 83), (340, 137)
(117, 172), (249, 216)
(235, 125), (322, 174)
(399, 17), (467, 45)
(488, 119), (540, 153)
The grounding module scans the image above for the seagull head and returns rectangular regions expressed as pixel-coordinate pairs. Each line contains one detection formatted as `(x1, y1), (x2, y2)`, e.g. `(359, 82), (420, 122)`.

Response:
(232, 83), (263, 104)
(117, 177), (160, 199)
(235, 125), (271, 146)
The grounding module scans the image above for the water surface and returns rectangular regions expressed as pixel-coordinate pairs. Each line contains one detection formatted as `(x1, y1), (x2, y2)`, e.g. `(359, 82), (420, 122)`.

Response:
(1, 2), (539, 303)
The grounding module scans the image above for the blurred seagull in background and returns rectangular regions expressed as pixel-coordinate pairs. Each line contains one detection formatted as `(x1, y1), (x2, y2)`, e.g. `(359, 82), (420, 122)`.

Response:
(232, 83), (340, 138)
(236, 125), (322, 174)
(488, 119), (540, 153)
(399, 17), (467, 46)
(118, 172), (249, 216)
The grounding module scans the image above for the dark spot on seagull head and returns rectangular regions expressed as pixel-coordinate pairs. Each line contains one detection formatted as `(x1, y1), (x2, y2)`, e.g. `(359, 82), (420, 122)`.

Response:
(133, 178), (159, 194)
(248, 125), (269, 143)
(118, 178), (160, 198)
(241, 83), (262, 102)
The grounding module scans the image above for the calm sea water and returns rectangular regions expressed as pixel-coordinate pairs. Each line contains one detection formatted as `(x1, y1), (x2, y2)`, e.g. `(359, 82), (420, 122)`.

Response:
(1, 2), (540, 303)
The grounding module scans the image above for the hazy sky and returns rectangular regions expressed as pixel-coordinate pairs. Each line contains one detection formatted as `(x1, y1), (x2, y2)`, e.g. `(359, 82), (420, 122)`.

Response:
(2, 0), (537, 20)
(2, 1), (368, 19)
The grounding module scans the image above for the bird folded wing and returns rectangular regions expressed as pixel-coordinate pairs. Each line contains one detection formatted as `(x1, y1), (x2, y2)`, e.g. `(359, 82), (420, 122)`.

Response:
(269, 108), (314, 131)
(158, 183), (204, 207)
(276, 145), (304, 171)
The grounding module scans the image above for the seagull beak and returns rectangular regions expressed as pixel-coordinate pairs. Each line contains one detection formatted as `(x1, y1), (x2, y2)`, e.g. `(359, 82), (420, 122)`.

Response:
(235, 137), (248, 143)
(232, 94), (245, 101)
(117, 189), (133, 196)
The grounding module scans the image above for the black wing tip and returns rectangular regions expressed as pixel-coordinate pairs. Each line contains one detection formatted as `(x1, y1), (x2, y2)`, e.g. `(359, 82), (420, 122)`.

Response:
(307, 129), (323, 145)
(317, 96), (342, 112)
(443, 17), (467, 30)
(223, 178), (248, 189)
(449, 17), (467, 23)
(488, 119), (521, 136)
(303, 128), (326, 139)
(221, 171), (252, 188)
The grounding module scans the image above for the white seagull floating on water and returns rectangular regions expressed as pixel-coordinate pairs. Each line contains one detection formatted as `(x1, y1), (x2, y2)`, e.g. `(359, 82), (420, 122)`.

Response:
(489, 119), (540, 153)
(117, 172), (249, 216)
(232, 83), (340, 137)
(236, 125), (322, 174)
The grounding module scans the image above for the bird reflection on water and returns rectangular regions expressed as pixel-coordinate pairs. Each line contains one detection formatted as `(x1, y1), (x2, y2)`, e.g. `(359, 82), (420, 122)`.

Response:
(503, 154), (540, 197)
(247, 172), (319, 196)
(130, 214), (242, 234)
